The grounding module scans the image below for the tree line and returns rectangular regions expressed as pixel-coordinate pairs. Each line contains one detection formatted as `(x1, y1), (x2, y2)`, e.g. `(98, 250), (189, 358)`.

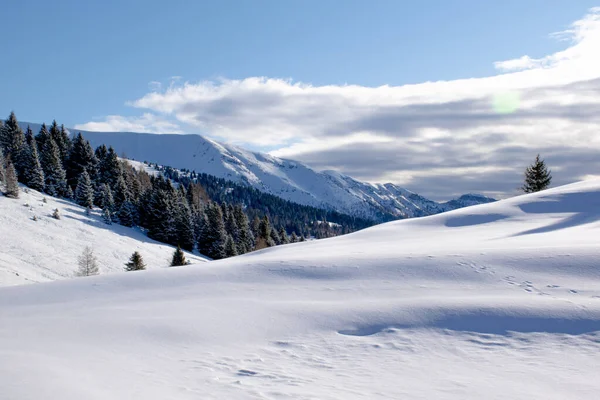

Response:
(0, 112), (370, 260)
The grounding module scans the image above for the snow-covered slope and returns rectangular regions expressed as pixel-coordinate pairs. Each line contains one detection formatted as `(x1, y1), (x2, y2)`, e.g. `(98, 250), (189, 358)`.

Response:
(22, 123), (494, 220)
(1, 180), (599, 399)
(0, 184), (207, 286)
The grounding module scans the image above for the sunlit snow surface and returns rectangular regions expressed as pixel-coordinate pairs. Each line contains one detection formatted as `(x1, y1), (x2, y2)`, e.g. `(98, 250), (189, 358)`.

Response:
(1, 180), (600, 399)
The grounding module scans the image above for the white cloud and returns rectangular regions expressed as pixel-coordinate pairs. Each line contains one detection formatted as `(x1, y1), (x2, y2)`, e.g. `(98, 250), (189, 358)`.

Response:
(74, 113), (181, 134)
(77, 8), (600, 199)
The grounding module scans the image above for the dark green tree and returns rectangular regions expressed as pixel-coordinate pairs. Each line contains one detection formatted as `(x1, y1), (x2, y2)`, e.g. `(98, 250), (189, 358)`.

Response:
(522, 154), (552, 193)
(224, 234), (238, 257)
(3, 159), (19, 198)
(66, 133), (97, 190)
(74, 170), (94, 209)
(39, 137), (68, 197)
(20, 127), (45, 191)
(125, 251), (146, 271)
(0, 112), (24, 174)
(170, 245), (187, 266)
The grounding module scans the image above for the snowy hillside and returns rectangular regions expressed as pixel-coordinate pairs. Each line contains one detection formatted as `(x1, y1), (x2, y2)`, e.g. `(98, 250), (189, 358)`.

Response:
(0, 184), (207, 286)
(21, 123), (495, 220)
(1, 180), (599, 399)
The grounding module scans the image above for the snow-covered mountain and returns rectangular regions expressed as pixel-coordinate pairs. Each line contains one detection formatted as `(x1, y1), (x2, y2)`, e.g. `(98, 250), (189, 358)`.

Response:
(22, 123), (495, 220)
(0, 182), (207, 286)
(1, 179), (599, 399)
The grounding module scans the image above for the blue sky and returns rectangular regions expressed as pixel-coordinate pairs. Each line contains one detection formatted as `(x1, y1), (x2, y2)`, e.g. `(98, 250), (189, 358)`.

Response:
(2, 1), (600, 199)
(1, 0), (595, 126)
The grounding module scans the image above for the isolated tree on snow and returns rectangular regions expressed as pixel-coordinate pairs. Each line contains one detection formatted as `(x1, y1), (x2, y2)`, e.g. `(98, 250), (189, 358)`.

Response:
(170, 245), (187, 267)
(4, 159), (19, 198)
(522, 154), (552, 193)
(52, 208), (61, 220)
(75, 170), (94, 209)
(125, 251), (146, 271)
(76, 246), (100, 276)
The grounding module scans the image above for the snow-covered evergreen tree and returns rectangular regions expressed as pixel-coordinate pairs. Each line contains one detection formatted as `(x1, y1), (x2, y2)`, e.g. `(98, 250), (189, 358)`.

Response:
(279, 227), (289, 244)
(76, 246), (99, 276)
(198, 202), (227, 259)
(233, 205), (253, 254)
(66, 132), (97, 190)
(20, 127), (45, 191)
(0, 112), (24, 172)
(49, 120), (71, 164)
(4, 160), (19, 198)
(290, 232), (298, 243)
(117, 200), (136, 227)
(224, 234), (238, 257)
(256, 215), (275, 250)
(522, 154), (552, 193)
(125, 251), (146, 271)
(102, 207), (112, 224)
(39, 135), (67, 197)
(74, 170), (94, 209)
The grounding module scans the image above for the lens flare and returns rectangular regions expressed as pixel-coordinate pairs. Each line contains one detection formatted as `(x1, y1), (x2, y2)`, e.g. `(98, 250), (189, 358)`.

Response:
(492, 91), (520, 114)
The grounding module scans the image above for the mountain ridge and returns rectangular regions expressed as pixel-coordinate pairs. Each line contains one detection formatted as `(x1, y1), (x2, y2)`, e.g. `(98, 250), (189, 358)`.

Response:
(21, 122), (496, 220)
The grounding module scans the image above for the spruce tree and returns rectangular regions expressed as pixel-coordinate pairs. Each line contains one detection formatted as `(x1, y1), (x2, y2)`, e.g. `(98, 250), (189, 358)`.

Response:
(270, 226), (281, 246)
(522, 154), (552, 193)
(198, 202), (227, 259)
(0, 150), (5, 188)
(0, 112), (24, 161)
(66, 133), (97, 190)
(279, 227), (289, 244)
(40, 136), (67, 197)
(125, 251), (146, 271)
(224, 234), (238, 257)
(175, 195), (195, 251)
(256, 215), (275, 250)
(49, 120), (71, 164)
(4, 159), (19, 198)
(290, 232), (299, 243)
(233, 205), (253, 254)
(99, 146), (122, 187)
(117, 200), (136, 227)
(170, 245), (187, 266)
(102, 207), (113, 224)
(20, 127), (45, 191)
(76, 246), (100, 276)
(112, 175), (129, 209)
(74, 170), (94, 209)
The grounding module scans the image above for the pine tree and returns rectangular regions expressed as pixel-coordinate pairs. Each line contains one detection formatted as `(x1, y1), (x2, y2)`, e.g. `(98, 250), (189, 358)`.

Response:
(224, 234), (238, 257)
(0, 112), (24, 171)
(0, 151), (5, 188)
(125, 251), (146, 271)
(175, 195), (195, 251)
(170, 245), (187, 266)
(256, 215), (275, 250)
(99, 146), (122, 188)
(290, 232), (299, 243)
(20, 127), (45, 191)
(198, 202), (227, 259)
(522, 154), (552, 193)
(40, 136), (67, 197)
(117, 200), (136, 227)
(102, 207), (112, 224)
(4, 159), (19, 198)
(74, 170), (94, 209)
(279, 227), (289, 244)
(112, 175), (129, 209)
(76, 246), (100, 276)
(270, 226), (281, 245)
(49, 120), (71, 164)
(233, 205), (253, 254)
(66, 133), (97, 190)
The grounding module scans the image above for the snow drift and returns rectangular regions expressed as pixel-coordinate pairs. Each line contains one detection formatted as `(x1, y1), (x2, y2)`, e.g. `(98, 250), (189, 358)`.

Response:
(1, 180), (600, 399)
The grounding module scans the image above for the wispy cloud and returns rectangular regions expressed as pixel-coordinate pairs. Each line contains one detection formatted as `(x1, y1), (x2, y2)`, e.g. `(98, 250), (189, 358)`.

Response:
(76, 8), (600, 199)
(74, 113), (181, 134)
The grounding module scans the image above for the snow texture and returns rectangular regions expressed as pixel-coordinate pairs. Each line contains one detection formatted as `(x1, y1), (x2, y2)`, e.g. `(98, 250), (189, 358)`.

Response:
(0, 184), (207, 286)
(1, 179), (600, 398)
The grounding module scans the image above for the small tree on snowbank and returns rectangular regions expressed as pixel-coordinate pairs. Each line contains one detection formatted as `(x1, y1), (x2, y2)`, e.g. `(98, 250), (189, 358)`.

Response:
(125, 251), (146, 271)
(76, 246), (99, 276)
(170, 245), (187, 267)
(522, 154), (552, 193)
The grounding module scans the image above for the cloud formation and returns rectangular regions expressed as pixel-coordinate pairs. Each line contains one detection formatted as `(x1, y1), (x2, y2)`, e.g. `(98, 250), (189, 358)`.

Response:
(76, 8), (600, 200)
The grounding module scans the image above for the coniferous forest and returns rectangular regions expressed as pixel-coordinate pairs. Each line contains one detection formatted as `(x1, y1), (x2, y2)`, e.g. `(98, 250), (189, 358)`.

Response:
(0, 112), (374, 260)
